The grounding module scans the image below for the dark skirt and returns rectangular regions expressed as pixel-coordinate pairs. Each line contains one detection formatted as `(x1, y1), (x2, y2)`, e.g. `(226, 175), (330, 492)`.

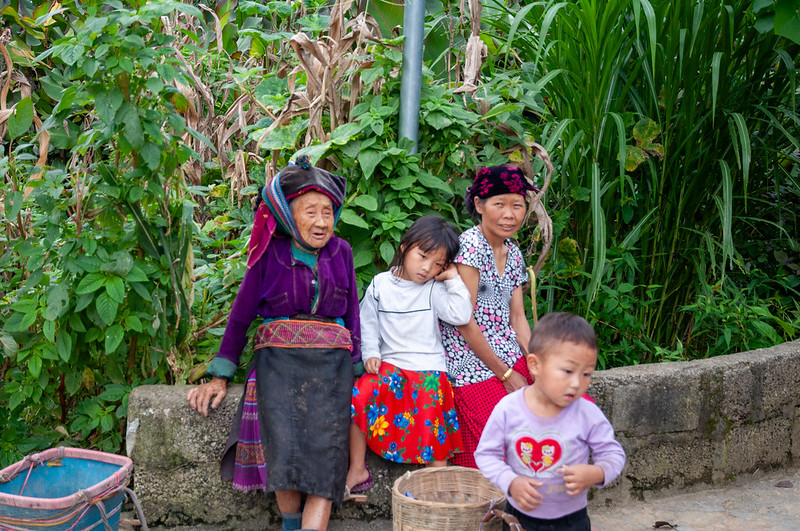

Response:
(220, 319), (353, 504)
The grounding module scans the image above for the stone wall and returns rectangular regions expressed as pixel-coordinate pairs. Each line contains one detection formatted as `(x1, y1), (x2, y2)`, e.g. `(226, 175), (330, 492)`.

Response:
(126, 340), (800, 526)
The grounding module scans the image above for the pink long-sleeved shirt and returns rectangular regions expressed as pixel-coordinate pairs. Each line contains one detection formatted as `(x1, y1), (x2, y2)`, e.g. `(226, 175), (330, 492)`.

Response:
(475, 388), (626, 520)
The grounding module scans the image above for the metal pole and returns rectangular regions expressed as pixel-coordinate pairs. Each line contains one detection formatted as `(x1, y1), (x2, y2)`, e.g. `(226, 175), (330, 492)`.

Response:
(398, 0), (425, 154)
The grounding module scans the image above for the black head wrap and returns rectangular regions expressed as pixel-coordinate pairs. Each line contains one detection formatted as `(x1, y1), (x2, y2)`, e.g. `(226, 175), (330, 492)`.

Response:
(278, 155), (347, 207)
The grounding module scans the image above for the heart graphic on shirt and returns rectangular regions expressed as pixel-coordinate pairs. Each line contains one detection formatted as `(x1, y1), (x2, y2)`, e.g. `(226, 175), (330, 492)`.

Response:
(515, 436), (562, 473)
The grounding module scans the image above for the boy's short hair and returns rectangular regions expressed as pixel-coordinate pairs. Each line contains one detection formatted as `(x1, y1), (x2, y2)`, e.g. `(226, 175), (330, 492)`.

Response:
(528, 312), (598, 357)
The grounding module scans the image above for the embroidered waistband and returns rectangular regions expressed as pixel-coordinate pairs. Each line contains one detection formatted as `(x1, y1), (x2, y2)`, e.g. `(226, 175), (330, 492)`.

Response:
(254, 319), (352, 351)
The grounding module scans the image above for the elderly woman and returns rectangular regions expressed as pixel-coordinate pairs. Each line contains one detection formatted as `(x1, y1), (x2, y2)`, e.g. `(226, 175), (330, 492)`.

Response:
(187, 157), (361, 531)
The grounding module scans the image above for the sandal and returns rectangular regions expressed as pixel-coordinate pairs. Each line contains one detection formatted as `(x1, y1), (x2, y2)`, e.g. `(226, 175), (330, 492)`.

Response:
(350, 463), (373, 493)
(343, 485), (367, 503)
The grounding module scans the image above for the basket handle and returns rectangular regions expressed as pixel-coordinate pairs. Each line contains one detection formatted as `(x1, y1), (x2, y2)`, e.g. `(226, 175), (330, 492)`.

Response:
(124, 486), (150, 531)
(480, 498), (522, 531)
(95, 499), (113, 531)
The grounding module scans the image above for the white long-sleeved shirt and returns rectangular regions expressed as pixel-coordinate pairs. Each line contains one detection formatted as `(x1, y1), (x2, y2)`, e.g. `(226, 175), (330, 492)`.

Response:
(475, 389), (626, 520)
(359, 271), (472, 372)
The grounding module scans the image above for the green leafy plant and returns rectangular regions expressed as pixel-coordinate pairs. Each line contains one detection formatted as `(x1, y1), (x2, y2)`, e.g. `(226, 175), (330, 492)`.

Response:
(481, 0), (800, 358)
(1, 0), (213, 459)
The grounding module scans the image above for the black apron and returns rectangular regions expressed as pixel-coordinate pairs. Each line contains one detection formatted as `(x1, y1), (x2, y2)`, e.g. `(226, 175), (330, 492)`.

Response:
(220, 317), (353, 504)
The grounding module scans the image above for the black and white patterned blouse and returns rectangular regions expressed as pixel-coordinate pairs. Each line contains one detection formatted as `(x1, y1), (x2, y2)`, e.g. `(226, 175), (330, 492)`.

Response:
(441, 226), (529, 387)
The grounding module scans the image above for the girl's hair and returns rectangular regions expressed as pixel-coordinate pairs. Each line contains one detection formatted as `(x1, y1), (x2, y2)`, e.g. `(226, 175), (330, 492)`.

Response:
(528, 312), (598, 357)
(390, 216), (461, 269)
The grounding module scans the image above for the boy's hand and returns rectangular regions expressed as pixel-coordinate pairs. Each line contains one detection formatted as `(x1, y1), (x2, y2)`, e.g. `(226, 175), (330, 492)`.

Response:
(558, 464), (604, 495)
(434, 263), (458, 281)
(508, 476), (543, 511)
(364, 357), (381, 374)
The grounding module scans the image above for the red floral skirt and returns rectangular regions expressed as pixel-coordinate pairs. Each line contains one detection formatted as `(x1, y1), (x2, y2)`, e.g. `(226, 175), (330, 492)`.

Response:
(351, 362), (463, 464)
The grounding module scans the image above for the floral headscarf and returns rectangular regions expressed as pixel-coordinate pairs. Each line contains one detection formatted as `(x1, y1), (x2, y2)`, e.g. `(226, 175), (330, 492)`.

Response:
(464, 165), (537, 218)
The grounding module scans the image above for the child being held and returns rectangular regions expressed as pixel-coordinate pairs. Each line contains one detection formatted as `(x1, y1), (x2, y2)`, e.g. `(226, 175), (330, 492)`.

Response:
(346, 216), (472, 495)
(475, 312), (625, 530)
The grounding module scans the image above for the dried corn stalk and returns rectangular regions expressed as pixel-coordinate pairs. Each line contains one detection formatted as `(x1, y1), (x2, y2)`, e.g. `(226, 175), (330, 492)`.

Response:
(257, 0), (386, 179)
(454, 0), (486, 95)
(159, 11), (220, 189)
(504, 140), (554, 275)
(0, 28), (50, 207)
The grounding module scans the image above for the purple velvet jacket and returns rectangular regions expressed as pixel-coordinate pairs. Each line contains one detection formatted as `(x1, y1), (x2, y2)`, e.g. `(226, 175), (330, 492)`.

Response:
(216, 234), (362, 368)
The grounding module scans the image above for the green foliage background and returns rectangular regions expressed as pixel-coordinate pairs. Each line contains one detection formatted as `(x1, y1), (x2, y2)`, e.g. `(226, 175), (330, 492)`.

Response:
(0, 0), (798, 465)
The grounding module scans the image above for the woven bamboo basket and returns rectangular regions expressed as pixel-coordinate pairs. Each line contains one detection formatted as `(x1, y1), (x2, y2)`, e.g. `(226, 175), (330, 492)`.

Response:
(391, 466), (505, 530)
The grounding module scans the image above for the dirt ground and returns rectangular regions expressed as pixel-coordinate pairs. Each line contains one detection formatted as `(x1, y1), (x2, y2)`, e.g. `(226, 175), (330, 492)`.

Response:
(133, 465), (800, 530)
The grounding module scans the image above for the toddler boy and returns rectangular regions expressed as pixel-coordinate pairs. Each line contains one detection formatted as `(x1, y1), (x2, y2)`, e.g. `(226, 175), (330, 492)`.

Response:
(475, 312), (625, 530)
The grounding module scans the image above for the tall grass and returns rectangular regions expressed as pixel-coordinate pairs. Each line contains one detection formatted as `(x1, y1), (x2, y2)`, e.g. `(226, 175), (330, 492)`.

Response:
(482, 0), (800, 361)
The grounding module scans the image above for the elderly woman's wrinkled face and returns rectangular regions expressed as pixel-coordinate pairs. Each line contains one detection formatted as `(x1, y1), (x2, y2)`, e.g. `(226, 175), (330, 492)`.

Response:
(291, 190), (335, 249)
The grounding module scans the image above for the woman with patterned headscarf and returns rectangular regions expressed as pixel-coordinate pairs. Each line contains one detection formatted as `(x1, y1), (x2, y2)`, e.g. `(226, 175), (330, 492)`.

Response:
(187, 156), (361, 531)
(439, 165), (537, 469)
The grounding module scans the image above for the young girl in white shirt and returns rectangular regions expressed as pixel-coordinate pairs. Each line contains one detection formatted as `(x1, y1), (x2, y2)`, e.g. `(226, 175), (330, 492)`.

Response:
(345, 216), (473, 495)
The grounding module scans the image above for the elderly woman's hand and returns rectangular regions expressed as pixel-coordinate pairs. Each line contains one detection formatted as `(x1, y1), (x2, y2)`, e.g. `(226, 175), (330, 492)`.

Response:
(187, 376), (228, 417)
